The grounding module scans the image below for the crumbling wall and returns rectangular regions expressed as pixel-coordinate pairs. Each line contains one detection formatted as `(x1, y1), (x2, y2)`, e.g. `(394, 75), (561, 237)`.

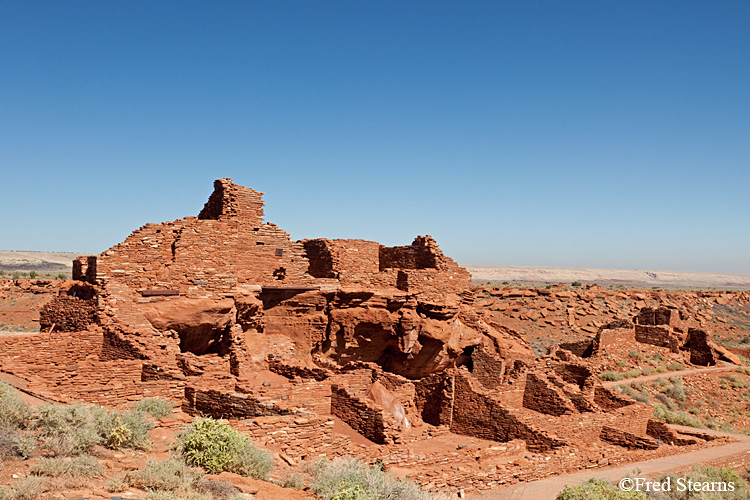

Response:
(414, 372), (454, 426)
(39, 295), (96, 332)
(184, 385), (300, 419)
(450, 371), (566, 451)
(595, 327), (635, 353)
(72, 256), (97, 282)
(522, 373), (577, 416)
(198, 178), (265, 224)
(236, 415), (357, 461)
(331, 384), (393, 444)
(302, 239), (380, 279)
(0, 330), (182, 407)
(634, 307), (681, 327)
(600, 426), (658, 450)
(683, 328), (720, 366)
(634, 325), (681, 351)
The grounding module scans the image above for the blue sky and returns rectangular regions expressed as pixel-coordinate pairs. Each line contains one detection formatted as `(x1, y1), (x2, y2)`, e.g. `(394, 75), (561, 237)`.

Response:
(1, 1), (749, 274)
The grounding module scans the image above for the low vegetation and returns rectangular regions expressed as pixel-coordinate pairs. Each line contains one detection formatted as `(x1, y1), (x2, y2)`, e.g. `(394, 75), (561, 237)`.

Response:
(557, 466), (749, 499)
(133, 397), (174, 418)
(34, 402), (152, 454)
(310, 457), (441, 500)
(178, 417), (273, 479)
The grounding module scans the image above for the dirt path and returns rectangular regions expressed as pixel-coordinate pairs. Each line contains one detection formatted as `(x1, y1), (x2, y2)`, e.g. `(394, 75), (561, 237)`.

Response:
(601, 364), (738, 388)
(468, 426), (750, 500)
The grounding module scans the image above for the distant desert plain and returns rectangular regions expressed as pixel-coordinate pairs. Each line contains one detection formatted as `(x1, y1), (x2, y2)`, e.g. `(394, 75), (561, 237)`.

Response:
(1, 250), (748, 290)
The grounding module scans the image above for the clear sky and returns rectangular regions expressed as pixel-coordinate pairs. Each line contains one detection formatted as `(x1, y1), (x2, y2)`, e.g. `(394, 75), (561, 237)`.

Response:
(1, 1), (749, 274)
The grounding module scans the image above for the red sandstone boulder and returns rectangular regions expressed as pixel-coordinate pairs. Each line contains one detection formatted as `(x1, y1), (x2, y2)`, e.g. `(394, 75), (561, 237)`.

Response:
(366, 380), (410, 430)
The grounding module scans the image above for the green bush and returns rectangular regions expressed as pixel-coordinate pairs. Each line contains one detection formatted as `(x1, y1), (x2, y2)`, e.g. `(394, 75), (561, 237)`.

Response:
(31, 455), (103, 478)
(571, 281), (582, 287)
(133, 398), (174, 418)
(557, 478), (645, 499)
(28, 271), (37, 279)
(599, 372), (624, 381)
(311, 457), (431, 500)
(178, 417), (273, 479)
(667, 362), (684, 372)
(0, 381), (33, 429)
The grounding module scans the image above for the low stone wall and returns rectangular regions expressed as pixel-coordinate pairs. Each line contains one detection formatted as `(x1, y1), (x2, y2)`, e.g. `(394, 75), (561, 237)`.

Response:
(600, 426), (658, 450)
(237, 415), (362, 461)
(331, 384), (394, 444)
(184, 385), (302, 419)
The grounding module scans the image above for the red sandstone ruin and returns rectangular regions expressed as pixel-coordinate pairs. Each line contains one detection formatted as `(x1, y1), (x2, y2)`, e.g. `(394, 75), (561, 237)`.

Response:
(4, 178), (721, 490)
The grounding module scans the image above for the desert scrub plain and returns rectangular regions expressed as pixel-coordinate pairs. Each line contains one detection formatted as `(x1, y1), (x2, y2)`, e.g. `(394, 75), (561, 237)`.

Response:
(0, 382), (446, 500)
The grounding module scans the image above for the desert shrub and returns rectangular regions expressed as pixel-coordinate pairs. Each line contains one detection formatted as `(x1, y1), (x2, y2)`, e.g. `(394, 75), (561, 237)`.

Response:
(178, 417), (273, 479)
(0, 428), (34, 459)
(34, 403), (152, 455)
(144, 491), (213, 500)
(106, 475), (128, 493)
(722, 375), (748, 389)
(133, 398), (174, 418)
(653, 403), (704, 428)
(623, 369), (642, 379)
(195, 478), (246, 500)
(616, 360), (627, 367)
(279, 473), (305, 490)
(571, 281), (582, 287)
(28, 271), (37, 279)
(651, 467), (748, 499)
(617, 385), (649, 404)
(311, 457), (430, 500)
(100, 409), (153, 450)
(599, 372), (623, 382)
(556, 477), (645, 499)
(663, 380), (687, 404)
(31, 455), (103, 478)
(628, 350), (642, 359)
(0, 382), (33, 429)
(11, 272), (21, 280)
(14, 435), (36, 459)
(0, 475), (45, 500)
(126, 458), (200, 492)
(667, 362), (684, 372)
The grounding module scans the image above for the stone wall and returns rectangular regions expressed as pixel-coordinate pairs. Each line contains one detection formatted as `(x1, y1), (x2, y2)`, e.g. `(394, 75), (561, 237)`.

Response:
(39, 295), (97, 332)
(634, 325), (680, 350)
(0, 330), (183, 407)
(236, 415), (360, 461)
(183, 385), (301, 419)
(330, 384), (395, 444)
(450, 371), (566, 452)
(522, 373), (576, 416)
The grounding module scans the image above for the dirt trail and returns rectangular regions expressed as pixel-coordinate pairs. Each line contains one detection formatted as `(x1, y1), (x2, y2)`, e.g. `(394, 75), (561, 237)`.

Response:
(468, 426), (750, 500)
(601, 364), (739, 388)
